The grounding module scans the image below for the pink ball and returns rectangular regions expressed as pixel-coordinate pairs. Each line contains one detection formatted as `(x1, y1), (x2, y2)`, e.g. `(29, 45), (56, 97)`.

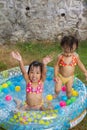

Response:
(5, 95), (12, 101)
(59, 101), (66, 107)
(62, 86), (66, 92)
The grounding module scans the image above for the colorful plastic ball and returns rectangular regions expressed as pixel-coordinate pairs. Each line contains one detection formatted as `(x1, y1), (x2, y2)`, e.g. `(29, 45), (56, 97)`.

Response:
(61, 96), (68, 101)
(0, 85), (3, 92)
(5, 95), (12, 101)
(72, 90), (78, 96)
(70, 97), (76, 103)
(9, 85), (15, 91)
(7, 81), (12, 86)
(59, 101), (66, 107)
(2, 83), (8, 88)
(66, 99), (71, 105)
(61, 86), (66, 92)
(2, 88), (9, 94)
(0, 87), (2, 92)
(46, 94), (53, 101)
(54, 105), (60, 110)
(15, 86), (21, 92)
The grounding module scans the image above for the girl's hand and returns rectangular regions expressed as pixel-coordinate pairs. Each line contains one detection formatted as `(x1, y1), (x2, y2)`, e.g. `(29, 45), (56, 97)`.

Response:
(43, 55), (53, 65)
(54, 76), (60, 83)
(11, 51), (22, 61)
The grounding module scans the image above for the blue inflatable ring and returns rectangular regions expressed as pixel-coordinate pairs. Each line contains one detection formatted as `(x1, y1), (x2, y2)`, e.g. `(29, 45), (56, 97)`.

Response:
(0, 66), (87, 130)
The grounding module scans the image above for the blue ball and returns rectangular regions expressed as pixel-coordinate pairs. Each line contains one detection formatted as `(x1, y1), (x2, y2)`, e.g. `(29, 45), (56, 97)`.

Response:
(9, 85), (15, 91)
(54, 105), (61, 110)
(2, 88), (9, 94)
(61, 96), (68, 101)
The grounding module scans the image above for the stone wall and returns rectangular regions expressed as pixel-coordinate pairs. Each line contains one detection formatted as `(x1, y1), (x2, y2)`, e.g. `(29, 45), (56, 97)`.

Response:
(0, 0), (87, 44)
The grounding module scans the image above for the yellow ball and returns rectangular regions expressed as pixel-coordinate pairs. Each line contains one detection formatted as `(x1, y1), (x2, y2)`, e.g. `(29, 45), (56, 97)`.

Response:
(13, 115), (18, 119)
(46, 94), (53, 101)
(15, 86), (21, 92)
(2, 83), (8, 88)
(72, 90), (78, 96)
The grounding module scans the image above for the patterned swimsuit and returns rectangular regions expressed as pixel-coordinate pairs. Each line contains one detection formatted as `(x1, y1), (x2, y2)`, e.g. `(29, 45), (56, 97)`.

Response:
(59, 55), (77, 67)
(26, 81), (43, 94)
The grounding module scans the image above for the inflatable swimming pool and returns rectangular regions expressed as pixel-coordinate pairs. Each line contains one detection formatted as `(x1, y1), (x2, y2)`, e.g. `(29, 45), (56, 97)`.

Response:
(0, 66), (87, 130)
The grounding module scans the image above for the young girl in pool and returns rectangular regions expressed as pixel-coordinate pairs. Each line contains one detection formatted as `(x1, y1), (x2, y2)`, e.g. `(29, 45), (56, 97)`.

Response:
(54, 35), (87, 99)
(11, 51), (52, 110)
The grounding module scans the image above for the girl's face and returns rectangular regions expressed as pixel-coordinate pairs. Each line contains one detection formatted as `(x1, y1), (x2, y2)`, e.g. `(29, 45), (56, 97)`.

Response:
(29, 66), (41, 83)
(62, 43), (77, 56)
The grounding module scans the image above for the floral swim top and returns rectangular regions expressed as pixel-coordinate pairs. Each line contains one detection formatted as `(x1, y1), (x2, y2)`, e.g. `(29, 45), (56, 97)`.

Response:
(59, 55), (77, 67)
(26, 81), (43, 94)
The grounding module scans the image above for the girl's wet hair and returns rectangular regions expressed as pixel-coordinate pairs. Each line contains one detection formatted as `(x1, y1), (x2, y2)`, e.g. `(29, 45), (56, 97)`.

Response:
(60, 35), (78, 50)
(28, 61), (43, 76)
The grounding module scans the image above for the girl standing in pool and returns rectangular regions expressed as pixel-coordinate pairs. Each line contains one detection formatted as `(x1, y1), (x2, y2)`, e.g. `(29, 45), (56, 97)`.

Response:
(11, 51), (52, 110)
(54, 35), (87, 99)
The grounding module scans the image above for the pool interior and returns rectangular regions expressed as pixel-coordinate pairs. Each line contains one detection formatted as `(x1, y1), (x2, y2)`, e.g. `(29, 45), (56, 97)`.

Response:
(0, 66), (87, 130)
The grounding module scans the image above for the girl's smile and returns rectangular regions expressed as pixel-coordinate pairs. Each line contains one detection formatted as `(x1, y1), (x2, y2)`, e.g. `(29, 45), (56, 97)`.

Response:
(29, 66), (41, 83)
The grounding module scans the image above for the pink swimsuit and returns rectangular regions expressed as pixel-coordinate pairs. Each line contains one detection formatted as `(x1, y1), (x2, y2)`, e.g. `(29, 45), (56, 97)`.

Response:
(26, 81), (43, 94)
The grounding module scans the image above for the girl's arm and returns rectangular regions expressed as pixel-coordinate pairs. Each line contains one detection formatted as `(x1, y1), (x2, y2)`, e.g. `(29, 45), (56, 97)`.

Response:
(42, 56), (52, 81)
(77, 55), (87, 80)
(54, 61), (58, 78)
(11, 51), (29, 82)
(54, 55), (61, 82)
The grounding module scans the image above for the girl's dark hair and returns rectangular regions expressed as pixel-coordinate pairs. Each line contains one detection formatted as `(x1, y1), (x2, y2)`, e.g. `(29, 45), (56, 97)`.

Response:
(28, 61), (43, 77)
(60, 35), (78, 50)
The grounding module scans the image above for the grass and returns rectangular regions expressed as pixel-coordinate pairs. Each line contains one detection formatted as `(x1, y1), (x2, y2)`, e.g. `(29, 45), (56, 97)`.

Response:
(0, 41), (87, 130)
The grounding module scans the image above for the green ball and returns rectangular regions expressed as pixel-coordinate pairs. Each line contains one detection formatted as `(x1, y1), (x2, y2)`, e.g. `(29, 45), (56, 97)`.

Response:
(66, 99), (71, 105)
(70, 97), (76, 103)
(7, 81), (12, 86)
(0, 87), (2, 92)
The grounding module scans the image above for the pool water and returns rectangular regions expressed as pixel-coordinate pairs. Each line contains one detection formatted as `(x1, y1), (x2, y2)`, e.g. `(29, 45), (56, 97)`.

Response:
(0, 66), (87, 130)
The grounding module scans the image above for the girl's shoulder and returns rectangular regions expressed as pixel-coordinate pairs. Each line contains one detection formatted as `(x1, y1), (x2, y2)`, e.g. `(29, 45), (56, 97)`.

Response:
(56, 53), (63, 62)
(73, 52), (79, 58)
(26, 80), (30, 85)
